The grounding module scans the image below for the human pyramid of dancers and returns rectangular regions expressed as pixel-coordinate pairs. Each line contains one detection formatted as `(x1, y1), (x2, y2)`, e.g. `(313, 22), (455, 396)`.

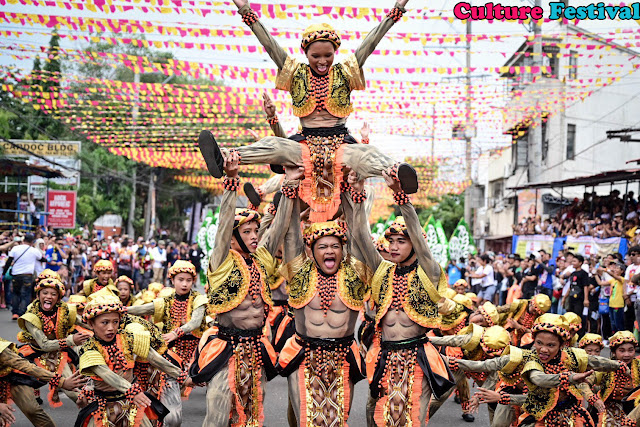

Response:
(0, 1), (639, 426)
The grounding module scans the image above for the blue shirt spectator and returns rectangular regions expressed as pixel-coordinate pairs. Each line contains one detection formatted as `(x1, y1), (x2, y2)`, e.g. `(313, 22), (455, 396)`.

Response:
(447, 260), (462, 285)
(45, 239), (67, 272)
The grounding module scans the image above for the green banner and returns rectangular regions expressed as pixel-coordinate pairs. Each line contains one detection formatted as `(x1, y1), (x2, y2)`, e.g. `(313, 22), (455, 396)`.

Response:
(424, 216), (449, 267)
(371, 212), (396, 239)
(448, 218), (477, 262)
(196, 206), (220, 286)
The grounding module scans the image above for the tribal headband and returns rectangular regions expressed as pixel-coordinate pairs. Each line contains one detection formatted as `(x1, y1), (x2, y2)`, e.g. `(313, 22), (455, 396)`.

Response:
(303, 221), (347, 247)
(609, 331), (638, 349)
(532, 314), (571, 342)
(82, 294), (125, 323)
(301, 23), (341, 51)
(168, 260), (197, 280)
(578, 333), (604, 349)
(93, 259), (114, 273)
(35, 277), (66, 297)
(116, 276), (134, 287)
(36, 269), (61, 285)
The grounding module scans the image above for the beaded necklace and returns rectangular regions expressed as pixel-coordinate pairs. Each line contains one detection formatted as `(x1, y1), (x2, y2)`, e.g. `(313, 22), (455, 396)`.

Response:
(309, 72), (330, 111)
(247, 258), (263, 303)
(391, 260), (418, 312)
(171, 295), (189, 327)
(98, 338), (129, 373)
(317, 270), (338, 316)
(38, 308), (58, 337)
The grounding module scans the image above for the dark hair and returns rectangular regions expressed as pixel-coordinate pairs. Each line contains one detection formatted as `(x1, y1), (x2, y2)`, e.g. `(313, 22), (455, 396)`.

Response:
(629, 245), (640, 254)
(574, 254), (585, 263)
(24, 233), (35, 243)
(480, 254), (491, 263)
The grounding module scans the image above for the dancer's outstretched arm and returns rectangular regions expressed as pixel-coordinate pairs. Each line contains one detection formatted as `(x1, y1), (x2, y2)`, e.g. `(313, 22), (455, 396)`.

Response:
(209, 151), (241, 272)
(383, 169), (443, 286)
(355, 0), (409, 67)
(232, 0), (288, 69)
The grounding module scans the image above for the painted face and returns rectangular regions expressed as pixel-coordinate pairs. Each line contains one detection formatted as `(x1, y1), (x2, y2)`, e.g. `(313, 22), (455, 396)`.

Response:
(173, 272), (194, 296)
(116, 282), (131, 303)
(90, 312), (121, 342)
(533, 331), (562, 363)
(38, 287), (60, 312)
(305, 41), (336, 75)
(583, 343), (602, 357)
(97, 270), (112, 286)
(231, 221), (259, 255)
(387, 234), (413, 264)
(614, 343), (636, 365)
(312, 236), (343, 275)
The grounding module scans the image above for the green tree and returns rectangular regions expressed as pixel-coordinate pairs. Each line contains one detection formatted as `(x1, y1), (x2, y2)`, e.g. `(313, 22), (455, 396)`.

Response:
(417, 194), (464, 237)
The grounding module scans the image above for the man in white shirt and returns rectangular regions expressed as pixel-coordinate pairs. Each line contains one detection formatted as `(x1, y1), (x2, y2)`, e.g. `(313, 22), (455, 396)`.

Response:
(2, 234), (43, 319)
(149, 240), (167, 284)
(624, 246), (640, 333)
(469, 254), (496, 304)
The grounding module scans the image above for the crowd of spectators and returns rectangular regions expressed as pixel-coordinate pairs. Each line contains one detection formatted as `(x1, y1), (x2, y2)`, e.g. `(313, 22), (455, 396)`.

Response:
(0, 228), (205, 319)
(447, 246), (640, 344)
(513, 190), (640, 241)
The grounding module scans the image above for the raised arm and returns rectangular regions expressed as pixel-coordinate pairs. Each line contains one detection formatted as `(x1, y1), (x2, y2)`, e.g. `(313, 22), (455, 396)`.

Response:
(209, 151), (240, 272)
(354, 0), (409, 67)
(283, 196), (304, 264)
(233, 0), (288, 69)
(348, 172), (383, 271)
(383, 170), (442, 282)
(259, 171), (301, 256)
(262, 93), (287, 138)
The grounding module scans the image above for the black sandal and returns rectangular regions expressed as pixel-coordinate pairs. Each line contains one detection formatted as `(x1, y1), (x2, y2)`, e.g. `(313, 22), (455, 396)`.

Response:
(243, 182), (263, 208)
(397, 163), (419, 194)
(198, 130), (224, 178)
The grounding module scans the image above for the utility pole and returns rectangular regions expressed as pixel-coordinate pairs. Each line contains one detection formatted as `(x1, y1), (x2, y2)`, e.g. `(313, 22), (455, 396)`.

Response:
(127, 72), (139, 238)
(528, 0), (543, 183)
(463, 18), (473, 225)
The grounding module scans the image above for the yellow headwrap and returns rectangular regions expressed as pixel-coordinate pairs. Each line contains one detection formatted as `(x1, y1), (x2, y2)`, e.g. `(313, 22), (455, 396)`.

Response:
(168, 260), (197, 280)
(532, 313), (571, 342)
(93, 259), (114, 273)
(301, 23), (341, 51)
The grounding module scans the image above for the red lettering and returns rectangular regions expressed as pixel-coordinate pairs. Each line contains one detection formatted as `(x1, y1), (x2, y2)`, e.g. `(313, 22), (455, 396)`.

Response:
(530, 6), (544, 19)
(453, 2), (471, 19)
(519, 6), (532, 19)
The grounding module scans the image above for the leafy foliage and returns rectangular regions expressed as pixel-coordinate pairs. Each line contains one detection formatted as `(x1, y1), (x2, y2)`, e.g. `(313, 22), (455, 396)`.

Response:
(417, 194), (465, 238)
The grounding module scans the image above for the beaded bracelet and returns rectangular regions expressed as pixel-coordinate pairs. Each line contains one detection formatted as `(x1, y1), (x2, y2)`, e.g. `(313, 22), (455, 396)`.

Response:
(498, 391), (511, 405)
(177, 371), (188, 385)
(559, 372), (571, 390)
(241, 9), (258, 26)
(125, 383), (144, 401)
(223, 176), (240, 191)
(174, 328), (185, 339)
(267, 116), (279, 126)
(387, 7), (404, 22)
(351, 190), (367, 204)
(587, 394), (599, 407)
(448, 358), (459, 372)
(49, 374), (62, 389)
(393, 191), (410, 205)
(340, 180), (351, 193)
(229, 149), (242, 162)
(248, 203), (258, 212)
(77, 388), (95, 402)
(281, 185), (298, 199)
(58, 338), (69, 350)
(361, 137), (370, 144)
(267, 203), (277, 216)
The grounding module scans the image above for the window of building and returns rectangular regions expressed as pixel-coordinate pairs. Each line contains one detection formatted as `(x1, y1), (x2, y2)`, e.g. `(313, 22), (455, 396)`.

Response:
(514, 134), (528, 168)
(541, 119), (548, 162)
(566, 124), (576, 160)
(569, 50), (577, 80)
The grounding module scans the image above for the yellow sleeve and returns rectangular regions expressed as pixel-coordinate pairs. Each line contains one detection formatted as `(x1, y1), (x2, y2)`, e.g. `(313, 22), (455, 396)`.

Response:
(275, 56), (301, 92)
(153, 298), (165, 325)
(341, 53), (366, 91)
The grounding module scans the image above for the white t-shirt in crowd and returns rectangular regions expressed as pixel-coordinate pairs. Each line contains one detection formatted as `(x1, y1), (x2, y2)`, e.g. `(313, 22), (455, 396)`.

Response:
(150, 247), (166, 269)
(471, 266), (483, 287)
(482, 264), (495, 288)
(625, 263), (640, 301)
(8, 244), (43, 275)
